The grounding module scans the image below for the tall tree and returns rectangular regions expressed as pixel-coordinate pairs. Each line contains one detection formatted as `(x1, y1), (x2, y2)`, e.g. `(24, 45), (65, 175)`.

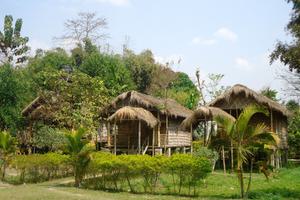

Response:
(270, 0), (300, 97)
(0, 15), (29, 65)
(123, 49), (157, 93)
(0, 64), (25, 131)
(58, 12), (107, 45)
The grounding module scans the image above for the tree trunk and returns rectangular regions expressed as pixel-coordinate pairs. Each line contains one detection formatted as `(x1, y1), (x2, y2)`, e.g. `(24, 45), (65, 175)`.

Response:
(230, 140), (234, 173)
(222, 146), (226, 174)
(246, 158), (254, 198)
(237, 167), (244, 199)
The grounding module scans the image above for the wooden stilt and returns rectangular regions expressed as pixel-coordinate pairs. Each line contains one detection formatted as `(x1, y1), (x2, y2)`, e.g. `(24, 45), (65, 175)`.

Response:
(167, 147), (171, 156)
(114, 123), (117, 155)
(152, 128), (155, 156)
(157, 112), (161, 147)
(190, 125), (193, 153)
(165, 114), (169, 150)
(138, 120), (141, 154)
(229, 110), (234, 173)
(107, 122), (111, 147)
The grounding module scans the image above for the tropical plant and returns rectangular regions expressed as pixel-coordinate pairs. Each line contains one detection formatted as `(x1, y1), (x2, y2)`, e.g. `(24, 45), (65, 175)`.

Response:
(0, 15), (29, 65)
(65, 127), (93, 187)
(0, 131), (16, 180)
(214, 105), (280, 199)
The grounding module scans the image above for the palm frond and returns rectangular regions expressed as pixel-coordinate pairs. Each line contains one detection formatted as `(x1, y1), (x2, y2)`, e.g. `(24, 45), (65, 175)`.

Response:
(214, 115), (235, 138)
(236, 105), (268, 139)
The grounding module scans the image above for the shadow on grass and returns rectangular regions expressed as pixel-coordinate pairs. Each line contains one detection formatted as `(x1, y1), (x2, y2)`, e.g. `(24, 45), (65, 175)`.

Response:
(248, 187), (300, 199)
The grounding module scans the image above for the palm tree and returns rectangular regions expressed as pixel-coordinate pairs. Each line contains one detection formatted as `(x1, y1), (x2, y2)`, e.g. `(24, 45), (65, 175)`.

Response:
(214, 105), (280, 199)
(65, 127), (93, 187)
(0, 131), (16, 180)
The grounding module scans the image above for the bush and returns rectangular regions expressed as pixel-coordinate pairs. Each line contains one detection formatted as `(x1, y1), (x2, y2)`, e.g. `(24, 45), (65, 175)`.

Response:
(11, 153), (71, 183)
(85, 152), (211, 196)
(192, 146), (219, 172)
(166, 154), (211, 195)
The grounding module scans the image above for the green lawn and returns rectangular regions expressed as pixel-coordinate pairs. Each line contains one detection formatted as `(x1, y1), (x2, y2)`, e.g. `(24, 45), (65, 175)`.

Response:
(1, 168), (300, 200)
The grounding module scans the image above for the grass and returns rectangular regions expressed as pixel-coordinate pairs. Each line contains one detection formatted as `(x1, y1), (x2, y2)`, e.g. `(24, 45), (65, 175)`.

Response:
(1, 167), (300, 200)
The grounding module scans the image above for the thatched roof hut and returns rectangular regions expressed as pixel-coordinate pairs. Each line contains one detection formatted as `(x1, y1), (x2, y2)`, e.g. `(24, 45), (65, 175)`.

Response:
(208, 84), (290, 117)
(107, 106), (158, 128)
(180, 106), (236, 131)
(101, 90), (192, 118)
(208, 84), (290, 167)
(100, 91), (193, 155)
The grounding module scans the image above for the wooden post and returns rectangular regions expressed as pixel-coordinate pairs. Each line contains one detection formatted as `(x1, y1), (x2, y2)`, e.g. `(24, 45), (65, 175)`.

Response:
(190, 125), (193, 153)
(270, 109), (274, 132)
(222, 145), (226, 174)
(270, 109), (276, 168)
(152, 128), (155, 156)
(107, 122), (111, 147)
(229, 110), (234, 173)
(138, 120), (141, 154)
(230, 140), (234, 173)
(204, 115), (207, 146)
(114, 123), (117, 155)
(165, 114), (169, 148)
(157, 113), (161, 147)
(167, 147), (171, 156)
(127, 134), (130, 154)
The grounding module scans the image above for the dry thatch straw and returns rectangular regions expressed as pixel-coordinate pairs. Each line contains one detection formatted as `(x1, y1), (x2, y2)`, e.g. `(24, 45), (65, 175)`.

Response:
(107, 106), (158, 128)
(180, 106), (235, 131)
(208, 84), (291, 117)
(102, 91), (192, 118)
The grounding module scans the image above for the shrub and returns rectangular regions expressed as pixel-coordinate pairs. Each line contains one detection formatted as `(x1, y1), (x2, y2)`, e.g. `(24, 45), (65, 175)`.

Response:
(193, 146), (219, 172)
(11, 153), (71, 183)
(166, 154), (211, 195)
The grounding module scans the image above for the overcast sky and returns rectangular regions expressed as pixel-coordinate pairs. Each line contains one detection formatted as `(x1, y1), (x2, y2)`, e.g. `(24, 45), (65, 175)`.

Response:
(0, 0), (293, 99)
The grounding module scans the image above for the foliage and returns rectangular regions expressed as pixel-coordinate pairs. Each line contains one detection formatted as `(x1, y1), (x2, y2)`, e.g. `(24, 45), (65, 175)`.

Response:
(214, 105), (280, 198)
(195, 69), (229, 105)
(166, 154), (211, 195)
(192, 144), (219, 172)
(35, 69), (109, 131)
(27, 48), (72, 73)
(65, 127), (93, 187)
(284, 100), (300, 158)
(32, 123), (66, 152)
(205, 73), (229, 101)
(260, 87), (279, 101)
(0, 15), (29, 65)
(1, 167), (300, 200)
(270, 0), (300, 72)
(123, 49), (157, 93)
(11, 153), (71, 183)
(167, 72), (199, 109)
(0, 64), (27, 132)
(0, 131), (16, 180)
(85, 152), (210, 196)
(80, 52), (135, 95)
(270, 1), (300, 97)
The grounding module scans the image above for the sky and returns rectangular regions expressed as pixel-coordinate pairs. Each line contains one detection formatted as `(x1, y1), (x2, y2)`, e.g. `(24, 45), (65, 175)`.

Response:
(0, 0), (293, 99)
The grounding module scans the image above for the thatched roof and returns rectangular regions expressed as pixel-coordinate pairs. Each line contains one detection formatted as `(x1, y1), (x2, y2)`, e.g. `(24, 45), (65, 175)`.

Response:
(102, 91), (192, 118)
(180, 106), (235, 131)
(107, 106), (158, 128)
(208, 84), (291, 117)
